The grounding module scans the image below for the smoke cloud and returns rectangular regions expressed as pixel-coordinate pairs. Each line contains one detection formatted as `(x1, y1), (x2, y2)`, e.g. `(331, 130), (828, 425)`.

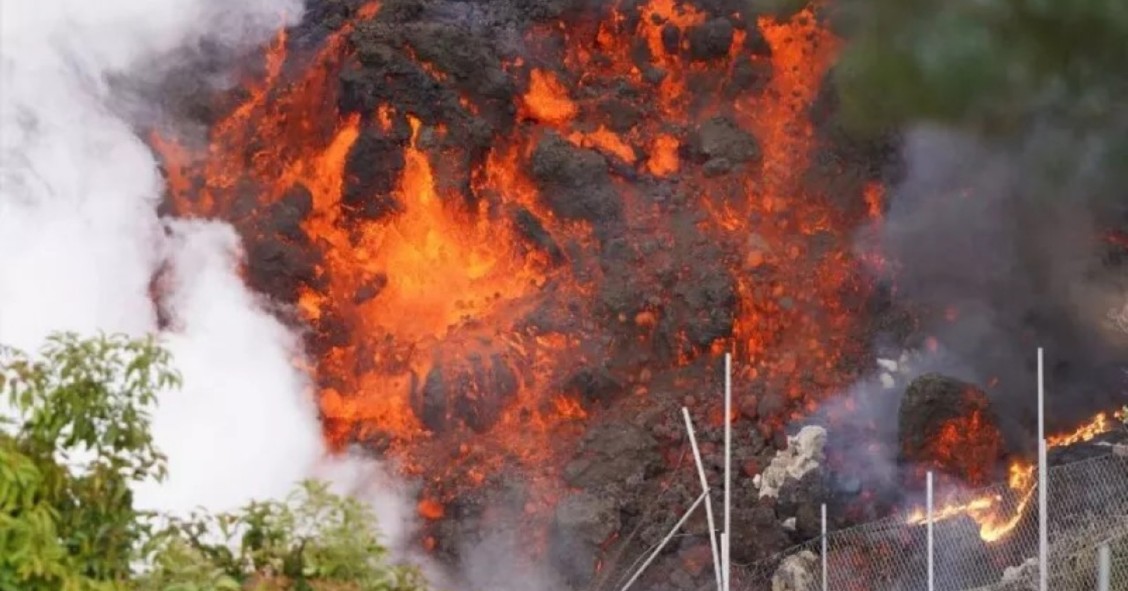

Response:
(0, 0), (411, 537)
(866, 125), (1128, 445)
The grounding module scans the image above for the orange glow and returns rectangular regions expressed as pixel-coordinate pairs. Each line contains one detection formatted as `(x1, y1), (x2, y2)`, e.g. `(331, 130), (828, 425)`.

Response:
(568, 126), (636, 163)
(907, 410), (1125, 541)
(150, 0), (883, 547)
(417, 498), (445, 521)
(523, 69), (578, 124)
(912, 388), (1003, 487)
(647, 134), (680, 176)
(552, 396), (588, 421)
(863, 182), (884, 220)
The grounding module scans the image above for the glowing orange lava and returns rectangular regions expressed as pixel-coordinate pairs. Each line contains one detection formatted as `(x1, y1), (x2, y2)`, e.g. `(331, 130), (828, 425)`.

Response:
(151, 1), (875, 525)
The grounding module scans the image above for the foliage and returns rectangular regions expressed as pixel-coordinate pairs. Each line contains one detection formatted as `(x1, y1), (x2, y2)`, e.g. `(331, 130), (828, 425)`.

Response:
(831, 0), (1128, 135)
(1, 333), (177, 591)
(137, 481), (426, 591)
(827, 0), (1128, 218)
(0, 333), (427, 591)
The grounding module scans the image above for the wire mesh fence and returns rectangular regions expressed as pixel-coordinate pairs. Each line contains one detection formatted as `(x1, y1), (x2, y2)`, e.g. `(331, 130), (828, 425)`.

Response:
(736, 450), (1128, 591)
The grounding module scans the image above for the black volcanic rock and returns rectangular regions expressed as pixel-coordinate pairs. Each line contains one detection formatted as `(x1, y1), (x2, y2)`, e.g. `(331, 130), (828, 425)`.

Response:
(563, 366), (625, 407)
(685, 115), (760, 174)
(415, 353), (520, 434)
(687, 17), (734, 61)
(674, 264), (736, 348)
(343, 124), (406, 219)
(530, 133), (622, 226)
(898, 373), (1005, 485)
(776, 469), (831, 540)
(402, 23), (513, 100)
(242, 185), (320, 302)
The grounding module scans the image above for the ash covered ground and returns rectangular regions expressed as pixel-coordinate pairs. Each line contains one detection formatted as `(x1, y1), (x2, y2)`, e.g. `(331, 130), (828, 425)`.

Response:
(147, 0), (1128, 589)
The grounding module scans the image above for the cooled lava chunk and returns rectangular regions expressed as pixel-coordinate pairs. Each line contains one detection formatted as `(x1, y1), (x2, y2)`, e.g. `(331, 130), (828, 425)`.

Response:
(898, 373), (1005, 486)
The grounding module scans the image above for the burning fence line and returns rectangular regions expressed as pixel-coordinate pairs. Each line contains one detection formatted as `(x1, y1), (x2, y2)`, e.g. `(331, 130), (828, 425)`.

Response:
(905, 409), (1128, 542)
(747, 449), (1128, 591)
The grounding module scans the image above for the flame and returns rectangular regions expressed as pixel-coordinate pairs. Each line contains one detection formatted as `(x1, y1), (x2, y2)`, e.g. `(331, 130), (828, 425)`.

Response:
(907, 410), (1125, 541)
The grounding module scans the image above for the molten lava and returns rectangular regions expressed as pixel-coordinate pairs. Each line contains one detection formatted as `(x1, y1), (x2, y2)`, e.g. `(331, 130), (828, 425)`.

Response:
(151, 0), (875, 550)
(914, 390), (1004, 487)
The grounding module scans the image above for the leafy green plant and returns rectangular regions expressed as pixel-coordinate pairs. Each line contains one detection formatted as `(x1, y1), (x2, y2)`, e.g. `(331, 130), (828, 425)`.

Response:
(0, 333), (178, 591)
(0, 333), (428, 591)
(139, 481), (426, 591)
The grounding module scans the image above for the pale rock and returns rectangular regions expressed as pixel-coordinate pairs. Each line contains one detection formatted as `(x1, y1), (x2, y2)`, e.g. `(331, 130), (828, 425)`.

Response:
(771, 550), (819, 591)
(782, 517), (797, 531)
(880, 372), (896, 389)
(758, 426), (827, 499)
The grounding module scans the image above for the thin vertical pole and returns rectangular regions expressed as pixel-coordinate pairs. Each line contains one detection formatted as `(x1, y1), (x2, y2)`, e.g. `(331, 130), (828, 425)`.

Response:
(682, 407), (722, 590)
(927, 471), (935, 591)
(1097, 542), (1111, 591)
(723, 353), (732, 591)
(1038, 347), (1048, 591)
(821, 503), (828, 591)
(720, 532), (729, 591)
(620, 492), (708, 591)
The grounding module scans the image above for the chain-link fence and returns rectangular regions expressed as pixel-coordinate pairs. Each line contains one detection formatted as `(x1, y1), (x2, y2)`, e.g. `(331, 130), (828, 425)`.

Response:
(737, 451), (1128, 590)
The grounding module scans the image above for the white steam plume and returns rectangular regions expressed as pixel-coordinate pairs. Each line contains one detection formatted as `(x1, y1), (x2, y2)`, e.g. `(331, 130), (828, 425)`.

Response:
(0, 0), (412, 536)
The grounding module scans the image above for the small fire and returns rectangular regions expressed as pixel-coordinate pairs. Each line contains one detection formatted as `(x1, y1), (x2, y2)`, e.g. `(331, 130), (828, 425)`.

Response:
(907, 410), (1125, 541)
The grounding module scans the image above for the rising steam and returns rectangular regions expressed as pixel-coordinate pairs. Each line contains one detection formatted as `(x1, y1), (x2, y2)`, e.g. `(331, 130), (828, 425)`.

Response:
(0, 0), (409, 529)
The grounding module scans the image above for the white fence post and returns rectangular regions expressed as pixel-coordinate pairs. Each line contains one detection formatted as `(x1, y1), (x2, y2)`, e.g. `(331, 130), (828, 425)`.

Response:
(1097, 542), (1111, 591)
(1037, 347), (1048, 591)
(723, 353), (732, 591)
(927, 470), (935, 591)
(682, 407), (722, 590)
(821, 503), (828, 591)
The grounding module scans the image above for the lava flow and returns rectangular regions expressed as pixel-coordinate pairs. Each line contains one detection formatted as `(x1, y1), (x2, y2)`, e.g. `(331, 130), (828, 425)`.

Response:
(907, 410), (1126, 542)
(152, 0), (876, 513)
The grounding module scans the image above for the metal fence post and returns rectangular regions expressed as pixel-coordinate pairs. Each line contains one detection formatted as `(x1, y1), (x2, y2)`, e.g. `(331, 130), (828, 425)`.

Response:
(821, 503), (828, 591)
(1097, 542), (1111, 591)
(1037, 347), (1048, 591)
(927, 471), (935, 591)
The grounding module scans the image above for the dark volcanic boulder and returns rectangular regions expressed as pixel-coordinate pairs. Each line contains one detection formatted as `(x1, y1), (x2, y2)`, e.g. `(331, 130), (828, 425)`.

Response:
(242, 185), (320, 302)
(776, 469), (831, 540)
(530, 133), (622, 226)
(686, 17), (734, 61)
(414, 352), (520, 433)
(401, 22), (513, 100)
(684, 115), (760, 176)
(898, 373), (1005, 486)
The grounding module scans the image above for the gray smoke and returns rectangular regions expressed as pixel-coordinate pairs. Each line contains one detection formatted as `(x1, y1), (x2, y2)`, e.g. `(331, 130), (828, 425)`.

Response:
(869, 125), (1128, 446)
